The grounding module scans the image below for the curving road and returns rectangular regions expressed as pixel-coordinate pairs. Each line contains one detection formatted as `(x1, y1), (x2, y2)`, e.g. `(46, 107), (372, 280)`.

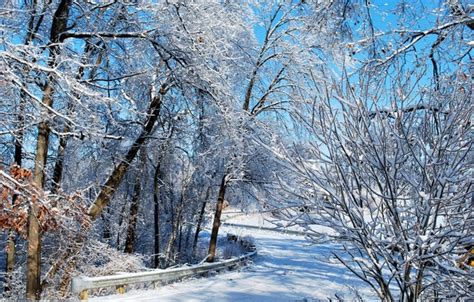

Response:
(91, 220), (375, 302)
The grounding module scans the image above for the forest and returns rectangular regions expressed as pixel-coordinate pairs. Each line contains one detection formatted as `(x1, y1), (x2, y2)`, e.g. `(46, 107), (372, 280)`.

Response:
(0, 0), (472, 301)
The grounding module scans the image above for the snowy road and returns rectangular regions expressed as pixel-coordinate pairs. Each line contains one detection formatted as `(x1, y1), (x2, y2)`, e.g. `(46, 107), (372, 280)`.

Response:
(90, 223), (375, 302)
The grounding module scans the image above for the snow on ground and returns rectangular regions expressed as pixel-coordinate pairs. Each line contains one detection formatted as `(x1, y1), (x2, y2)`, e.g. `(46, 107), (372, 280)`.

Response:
(91, 211), (376, 301)
(221, 210), (284, 228)
(221, 209), (335, 235)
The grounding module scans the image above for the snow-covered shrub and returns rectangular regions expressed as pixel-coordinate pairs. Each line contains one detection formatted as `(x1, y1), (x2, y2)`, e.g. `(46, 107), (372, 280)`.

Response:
(274, 68), (472, 300)
(0, 267), (25, 299)
(76, 240), (147, 277)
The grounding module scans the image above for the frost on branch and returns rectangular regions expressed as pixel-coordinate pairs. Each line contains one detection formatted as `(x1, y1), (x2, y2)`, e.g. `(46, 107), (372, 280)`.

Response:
(273, 68), (473, 300)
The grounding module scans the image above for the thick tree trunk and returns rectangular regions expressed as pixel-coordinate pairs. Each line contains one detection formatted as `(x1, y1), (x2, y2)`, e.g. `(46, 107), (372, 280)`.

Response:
(207, 175), (227, 262)
(28, 88), (54, 299)
(102, 208), (111, 244)
(124, 150), (146, 254)
(51, 131), (67, 194)
(124, 183), (140, 253)
(14, 106), (24, 168)
(27, 1), (72, 299)
(28, 91), (52, 300)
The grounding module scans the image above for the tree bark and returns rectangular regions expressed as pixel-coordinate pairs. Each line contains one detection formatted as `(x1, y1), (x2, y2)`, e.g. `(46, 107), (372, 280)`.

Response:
(102, 207), (111, 244)
(50, 129), (67, 193)
(27, 1), (72, 299)
(26, 205), (42, 300)
(124, 149), (146, 254)
(206, 175), (227, 262)
(28, 90), (52, 301)
(124, 177), (141, 253)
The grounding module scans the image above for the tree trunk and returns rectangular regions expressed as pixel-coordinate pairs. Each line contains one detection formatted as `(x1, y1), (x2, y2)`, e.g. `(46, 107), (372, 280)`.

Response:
(28, 96), (52, 300)
(124, 149), (146, 254)
(207, 175), (227, 262)
(27, 1), (72, 299)
(192, 185), (210, 256)
(102, 208), (111, 244)
(164, 194), (184, 267)
(178, 221), (183, 257)
(124, 179), (141, 253)
(14, 104), (24, 168)
(28, 96), (53, 300)
(50, 130), (67, 194)
(153, 162), (162, 268)
(116, 194), (129, 249)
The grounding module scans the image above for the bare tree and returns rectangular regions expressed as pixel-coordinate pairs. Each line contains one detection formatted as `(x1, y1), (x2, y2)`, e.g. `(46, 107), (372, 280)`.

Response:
(270, 1), (473, 299)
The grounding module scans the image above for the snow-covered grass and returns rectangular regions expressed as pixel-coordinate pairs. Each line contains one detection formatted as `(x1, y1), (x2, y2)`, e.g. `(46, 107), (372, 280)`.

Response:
(90, 211), (376, 301)
(193, 231), (252, 263)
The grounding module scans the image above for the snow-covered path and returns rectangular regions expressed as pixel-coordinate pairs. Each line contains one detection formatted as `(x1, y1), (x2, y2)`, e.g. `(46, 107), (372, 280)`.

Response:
(91, 223), (375, 301)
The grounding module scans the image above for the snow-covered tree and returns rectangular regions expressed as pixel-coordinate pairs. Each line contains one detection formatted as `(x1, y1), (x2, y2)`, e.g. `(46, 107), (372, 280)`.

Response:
(271, 1), (473, 300)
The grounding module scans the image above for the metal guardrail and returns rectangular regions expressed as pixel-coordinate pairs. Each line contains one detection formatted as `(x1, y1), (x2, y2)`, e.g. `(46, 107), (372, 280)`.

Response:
(71, 247), (256, 300)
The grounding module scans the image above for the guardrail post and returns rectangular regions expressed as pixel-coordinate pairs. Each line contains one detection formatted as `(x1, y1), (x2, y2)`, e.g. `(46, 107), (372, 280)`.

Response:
(79, 289), (88, 301)
(116, 285), (126, 294)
